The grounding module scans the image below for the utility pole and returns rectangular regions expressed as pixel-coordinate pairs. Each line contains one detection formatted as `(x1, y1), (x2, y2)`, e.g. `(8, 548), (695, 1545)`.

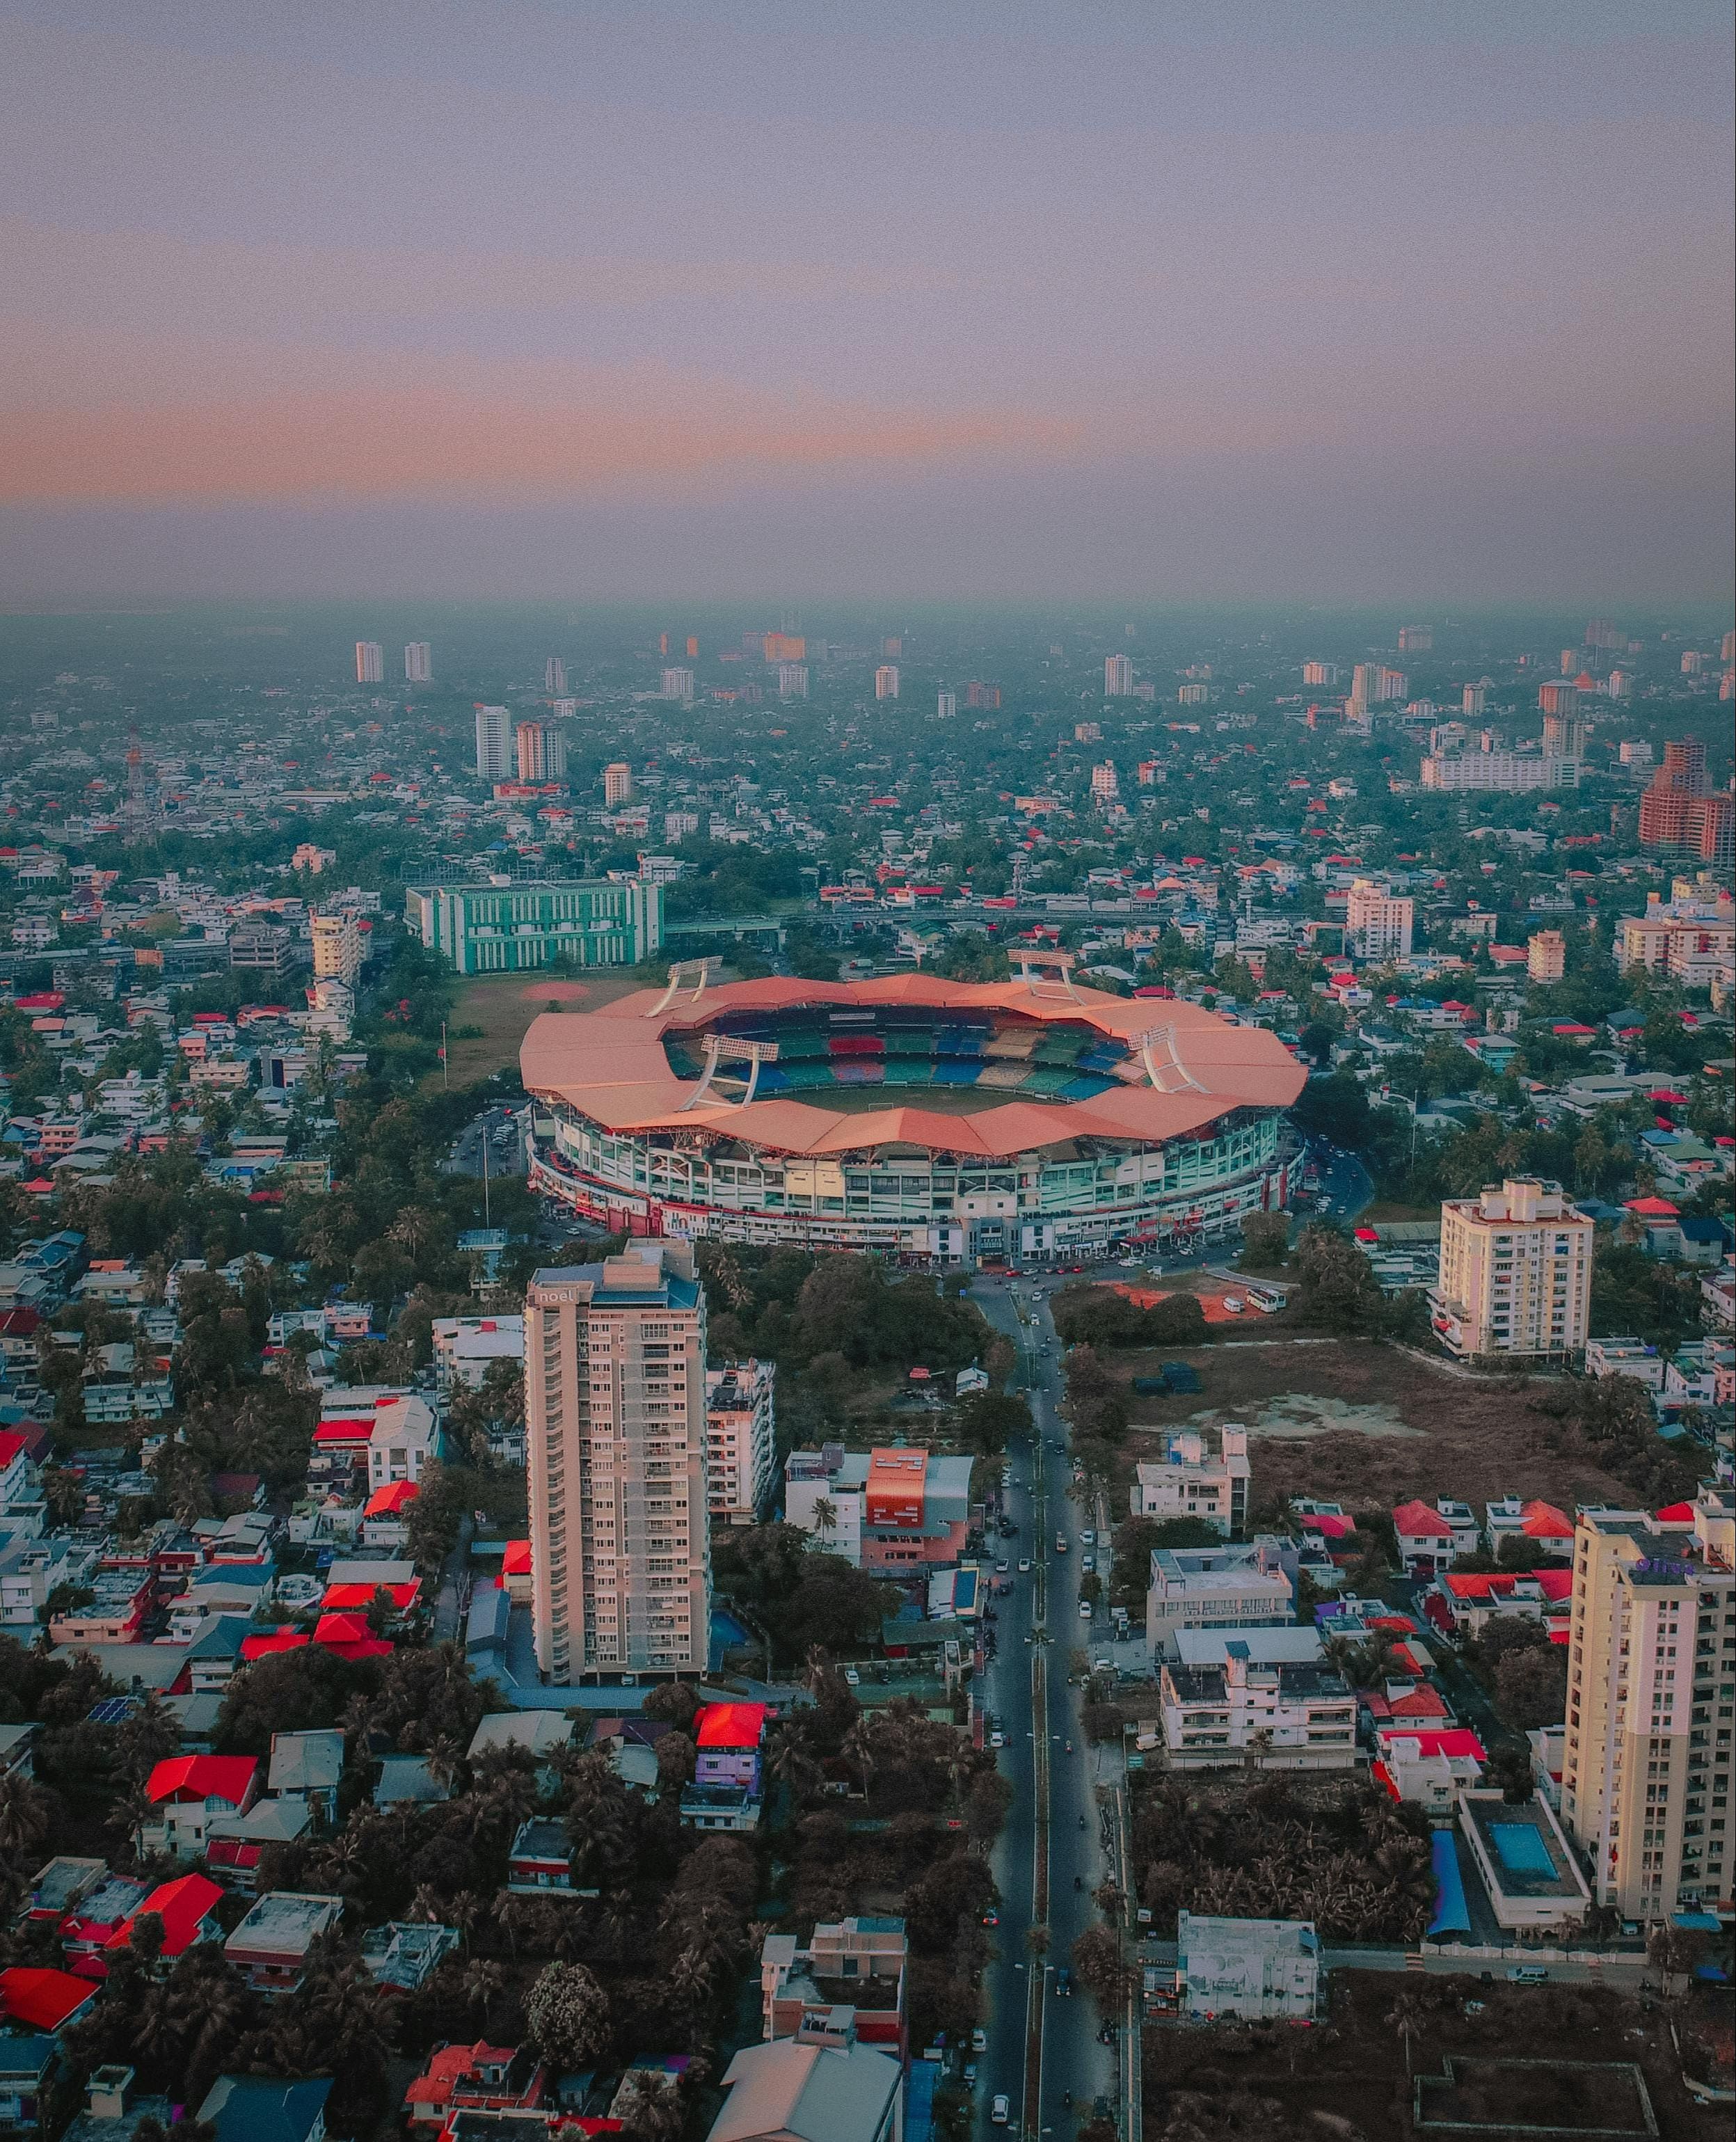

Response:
(440, 1022), (447, 1088)
(481, 1117), (491, 1230)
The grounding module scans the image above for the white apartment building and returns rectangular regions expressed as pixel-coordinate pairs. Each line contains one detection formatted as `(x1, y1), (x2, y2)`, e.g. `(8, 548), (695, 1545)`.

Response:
(874, 665), (900, 701)
(661, 667), (695, 703)
(1421, 749), (1581, 793)
(1345, 878), (1413, 962)
(1159, 1647), (1357, 1770)
(404, 642), (432, 683)
(431, 1315), (525, 1390)
(1561, 1490), (1735, 1922)
(355, 642), (383, 685)
(705, 1358), (776, 1528)
(1428, 1177), (1593, 1361)
(310, 911), (363, 987)
(1146, 1539), (1293, 1647)
(779, 664), (809, 699)
(474, 704), (512, 782)
(1131, 1427), (1249, 1538)
(525, 1244), (710, 1684)
(1105, 655), (1133, 697)
(935, 688), (956, 719)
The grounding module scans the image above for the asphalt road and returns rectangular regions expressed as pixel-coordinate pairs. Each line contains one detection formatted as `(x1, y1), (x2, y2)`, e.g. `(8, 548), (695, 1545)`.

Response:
(973, 1276), (1124, 2139)
(447, 1104), (525, 1180)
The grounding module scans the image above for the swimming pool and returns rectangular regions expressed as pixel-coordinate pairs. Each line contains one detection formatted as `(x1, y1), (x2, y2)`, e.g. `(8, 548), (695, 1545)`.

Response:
(1490, 1823), (1556, 1878)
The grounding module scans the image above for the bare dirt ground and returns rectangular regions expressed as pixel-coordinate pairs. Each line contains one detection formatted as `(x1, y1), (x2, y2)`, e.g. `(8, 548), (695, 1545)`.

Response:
(440, 971), (648, 1083)
(1114, 1336), (1641, 1516)
(1142, 1972), (1722, 2142)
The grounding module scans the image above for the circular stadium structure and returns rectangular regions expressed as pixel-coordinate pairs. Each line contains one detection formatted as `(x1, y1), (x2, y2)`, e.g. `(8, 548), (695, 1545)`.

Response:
(522, 973), (1307, 1263)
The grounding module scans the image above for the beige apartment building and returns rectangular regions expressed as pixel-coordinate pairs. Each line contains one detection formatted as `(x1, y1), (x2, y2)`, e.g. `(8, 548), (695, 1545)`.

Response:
(1345, 878), (1413, 962)
(704, 1358), (776, 1528)
(525, 1243), (710, 1685)
(310, 910), (363, 987)
(1526, 929), (1566, 983)
(1561, 1489), (1735, 1921)
(1428, 1177), (1592, 1361)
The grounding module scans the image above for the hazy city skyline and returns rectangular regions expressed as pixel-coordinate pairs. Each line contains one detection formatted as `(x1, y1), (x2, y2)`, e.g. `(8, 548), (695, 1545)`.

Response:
(1, 0), (1730, 600)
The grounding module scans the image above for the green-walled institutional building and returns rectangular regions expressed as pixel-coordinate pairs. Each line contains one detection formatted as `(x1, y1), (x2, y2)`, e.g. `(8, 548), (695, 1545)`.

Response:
(406, 878), (663, 974)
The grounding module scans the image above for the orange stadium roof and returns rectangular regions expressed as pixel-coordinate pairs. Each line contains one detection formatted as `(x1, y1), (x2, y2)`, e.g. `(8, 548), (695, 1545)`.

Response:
(520, 976), (1304, 1158)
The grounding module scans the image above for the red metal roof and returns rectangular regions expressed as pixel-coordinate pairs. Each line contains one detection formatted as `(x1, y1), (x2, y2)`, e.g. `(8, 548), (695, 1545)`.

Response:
(0, 1965), (95, 2031)
(144, 1754), (257, 1807)
(696, 1702), (768, 1750)
(107, 1873), (223, 1957)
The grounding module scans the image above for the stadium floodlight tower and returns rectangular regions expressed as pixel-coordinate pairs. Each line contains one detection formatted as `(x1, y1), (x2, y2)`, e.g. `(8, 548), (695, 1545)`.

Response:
(1014, 948), (1082, 1002)
(1129, 1022), (1207, 1095)
(682, 1034), (781, 1109)
(645, 957), (720, 1016)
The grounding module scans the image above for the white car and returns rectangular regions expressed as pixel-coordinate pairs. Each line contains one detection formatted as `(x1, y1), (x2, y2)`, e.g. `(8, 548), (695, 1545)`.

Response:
(1080, 1529), (1095, 1546)
(971, 2027), (987, 2053)
(1018, 1559), (1031, 1573)
(989, 1730), (1005, 1748)
(843, 1667), (860, 1685)
(1078, 1598), (1093, 1618)
(991, 2096), (1010, 2126)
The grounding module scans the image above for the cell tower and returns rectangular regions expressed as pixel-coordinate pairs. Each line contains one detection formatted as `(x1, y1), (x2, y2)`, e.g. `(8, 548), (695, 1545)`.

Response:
(121, 727), (162, 846)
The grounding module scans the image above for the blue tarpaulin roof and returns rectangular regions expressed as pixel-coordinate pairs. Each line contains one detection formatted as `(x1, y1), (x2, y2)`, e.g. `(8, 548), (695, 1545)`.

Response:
(1428, 1828), (1471, 1937)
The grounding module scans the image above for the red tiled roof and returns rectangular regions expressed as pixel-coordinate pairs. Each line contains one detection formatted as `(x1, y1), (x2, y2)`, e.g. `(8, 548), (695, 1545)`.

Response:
(364, 1479), (420, 1516)
(1393, 1500), (1454, 1537)
(1623, 1196), (1680, 1216)
(144, 1755), (256, 1807)
(1519, 1500), (1574, 1539)
(0, 1965), (95, 2031)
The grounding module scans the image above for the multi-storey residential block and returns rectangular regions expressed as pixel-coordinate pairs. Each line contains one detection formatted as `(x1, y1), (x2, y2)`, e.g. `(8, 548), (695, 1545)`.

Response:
(310, 910), (363, 987)
(473, 704), (511, 781)
(525, 1245), (710, 1684)
(1421, 749), (1580, 792)
(1146, 1538), (1293, 1647)
(1561, 1489), (1735, 1923)
(1345, 878), (1413, 962)
(1527, 928), (1566, 982)
(1429, 1177), (1592, 1360)
(1130, 1427), (1249, 1538)
(704, 1358), (775, 1527)
(759, 1916), (908, 2061)
(1159, 1645), (1357, 1770)
(354, 642), (383, 685)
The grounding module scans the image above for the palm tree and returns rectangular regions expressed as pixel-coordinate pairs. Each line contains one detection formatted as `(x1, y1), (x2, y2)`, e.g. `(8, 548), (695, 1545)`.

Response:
(811, 1498), (838, 1544)
(0, 1774), (54, 1857)
(1385, 1989), (1426, 2077)
(843, 1717), (877, 1810)
(463, 1957), (506, 2024)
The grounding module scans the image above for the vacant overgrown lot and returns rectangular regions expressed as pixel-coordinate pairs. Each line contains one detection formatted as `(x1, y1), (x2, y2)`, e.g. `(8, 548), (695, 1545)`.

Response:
(1142, 1970), (1721, 2142)
(1114, 1336), (1647, 1515)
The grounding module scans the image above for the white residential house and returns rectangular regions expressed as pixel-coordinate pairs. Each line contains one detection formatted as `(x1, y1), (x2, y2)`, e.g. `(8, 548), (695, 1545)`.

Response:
(1145, 1539), (1293, 1647)
(1584, 1338), (1666, 1390)
(1392, 1498), (1481, 1575)
(365, 1391), (438, 1491)
(1130, 1427), (1249, 1538)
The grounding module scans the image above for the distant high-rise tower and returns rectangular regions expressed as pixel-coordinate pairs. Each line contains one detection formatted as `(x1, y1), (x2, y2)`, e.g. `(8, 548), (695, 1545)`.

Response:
(964, 681), (1001, 709)
(1301, 661), (1337, 688)
(1462, 683), (1488, 717)
(1397, 626), (1433, 654)
(778, 664), (809, 700)
(1104, 655), (1133, 697)
(525, 1244), (711, 1683)
(356, 642), (383, 685)
(603, 763), (632, 806)
(546, 656), (567, 695)
(404, 642), (432, 683)
(661, 667), (694, 705)
(473, 704), (511, 782)
(762, 632), (805, 663)
(937, 690), (957, 720)
(516, 722), (566, 783)
(875, 665), (900, 701)
(686, 636), (700, 661)
(1090, 763), (1120, 805)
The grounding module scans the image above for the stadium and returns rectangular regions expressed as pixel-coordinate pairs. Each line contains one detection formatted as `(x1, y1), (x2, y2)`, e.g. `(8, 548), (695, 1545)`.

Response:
(522, 971), (1306, 1264)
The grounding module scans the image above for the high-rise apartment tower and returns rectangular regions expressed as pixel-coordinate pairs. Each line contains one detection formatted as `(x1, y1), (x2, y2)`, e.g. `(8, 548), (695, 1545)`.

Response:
(525, 1244), (711, 1683)
(355, 642), (383, 685)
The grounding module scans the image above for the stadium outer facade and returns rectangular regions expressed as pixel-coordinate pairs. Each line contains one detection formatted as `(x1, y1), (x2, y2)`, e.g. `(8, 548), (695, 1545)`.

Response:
(521, 976), (1306, 1264)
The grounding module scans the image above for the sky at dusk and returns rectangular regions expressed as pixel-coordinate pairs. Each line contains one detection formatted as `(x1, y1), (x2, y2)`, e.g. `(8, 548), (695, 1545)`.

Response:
(1, 1), (1730, 603)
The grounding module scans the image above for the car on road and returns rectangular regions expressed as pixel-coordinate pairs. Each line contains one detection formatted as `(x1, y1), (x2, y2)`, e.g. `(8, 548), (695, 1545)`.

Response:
(1080, 1553), (1093, 1572)
(982, 1910), (999, 1926)
(1507, 1965), (1549, 1984)
(1080, 1529), (1094, 1546)
(1055, 1534), (1068, 1553)
(1078, 1598), (1092, 1618)
(971, 2028), (987, 2053)
(990, 2095), (1010, 2126)
(1056, 1967), (1073, 1996)
(1018, 1559), (1031, 1573)
(1092, 1653), (1114, 1672)
(989, 1730), (1005, 1747)
(843, 1667), (860, 1685)
(995, 1560), (1009, 1573)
